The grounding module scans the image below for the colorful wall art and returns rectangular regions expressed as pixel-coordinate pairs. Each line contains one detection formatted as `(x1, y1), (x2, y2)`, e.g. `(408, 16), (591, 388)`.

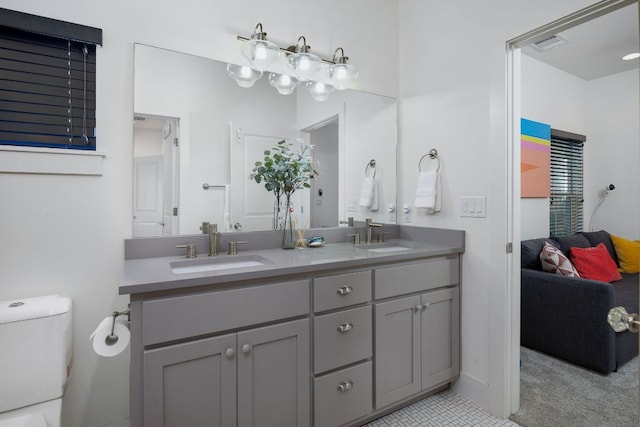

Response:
(521, 118), (550, 198)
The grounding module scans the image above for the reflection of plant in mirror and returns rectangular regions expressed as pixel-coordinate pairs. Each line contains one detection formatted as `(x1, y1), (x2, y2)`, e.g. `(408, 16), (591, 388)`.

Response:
(249, 139), (315, 199)
(250, 139), (315, 247)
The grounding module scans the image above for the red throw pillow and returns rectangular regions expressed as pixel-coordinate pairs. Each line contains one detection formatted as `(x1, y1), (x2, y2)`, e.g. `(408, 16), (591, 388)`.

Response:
(569, 243), (623, 282)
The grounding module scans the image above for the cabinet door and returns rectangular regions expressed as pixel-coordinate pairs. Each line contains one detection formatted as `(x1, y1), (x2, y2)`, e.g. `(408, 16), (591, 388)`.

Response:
(374, 295), (422, 409)
(421, 287), (460, 390)
(237, 319), (310, 427)
(143, 333), (237, 427)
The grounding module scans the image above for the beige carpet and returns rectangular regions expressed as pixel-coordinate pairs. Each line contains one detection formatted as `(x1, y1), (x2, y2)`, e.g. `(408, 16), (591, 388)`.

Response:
(510, 346), (638, 427)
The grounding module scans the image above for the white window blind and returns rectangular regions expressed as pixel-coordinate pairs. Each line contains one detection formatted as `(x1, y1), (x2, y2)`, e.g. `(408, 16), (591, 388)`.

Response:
(549, 129), (585, 237)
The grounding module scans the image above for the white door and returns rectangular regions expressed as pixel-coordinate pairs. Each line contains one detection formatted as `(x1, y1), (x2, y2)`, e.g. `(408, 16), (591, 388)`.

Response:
(230, 123), (304, 232)
(133, 155), (164, 237)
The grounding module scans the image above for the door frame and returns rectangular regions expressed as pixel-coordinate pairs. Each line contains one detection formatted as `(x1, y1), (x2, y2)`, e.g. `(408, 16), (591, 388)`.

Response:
(505, 0), (638, 415)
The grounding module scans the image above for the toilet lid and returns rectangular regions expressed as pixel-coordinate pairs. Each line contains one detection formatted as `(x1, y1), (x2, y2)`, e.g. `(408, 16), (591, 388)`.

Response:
(0, 413), (47, 427)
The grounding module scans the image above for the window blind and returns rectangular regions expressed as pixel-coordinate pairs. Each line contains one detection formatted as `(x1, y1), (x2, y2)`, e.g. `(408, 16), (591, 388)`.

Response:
(549, 129), (585, 237)
(0, 8), (101, 150)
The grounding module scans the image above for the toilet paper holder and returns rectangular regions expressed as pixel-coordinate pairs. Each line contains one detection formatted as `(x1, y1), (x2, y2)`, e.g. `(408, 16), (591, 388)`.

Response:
(105, 305), (130, 346)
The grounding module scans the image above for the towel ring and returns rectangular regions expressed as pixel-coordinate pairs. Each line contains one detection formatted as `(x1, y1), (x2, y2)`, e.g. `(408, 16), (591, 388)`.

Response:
(365, 159), (376, 179)
(418, 149), (440, 172)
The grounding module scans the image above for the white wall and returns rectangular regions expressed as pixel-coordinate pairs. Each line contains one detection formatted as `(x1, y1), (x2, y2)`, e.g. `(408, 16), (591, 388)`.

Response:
(520, 55), (587, 239)
(397, 0), (595, 417)
(584, 69), (640, 239)
(0, 1), (398, 426)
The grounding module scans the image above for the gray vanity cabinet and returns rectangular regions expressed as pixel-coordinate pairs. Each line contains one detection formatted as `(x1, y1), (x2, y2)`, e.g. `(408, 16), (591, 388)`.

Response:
(374, 257), (460, 410)
(143, 333), (237, 427)
(312, 270), (373, 427)
(143, 319), (309, 427)
(237, 319), (310, 427)
(136, 279), (311, 427)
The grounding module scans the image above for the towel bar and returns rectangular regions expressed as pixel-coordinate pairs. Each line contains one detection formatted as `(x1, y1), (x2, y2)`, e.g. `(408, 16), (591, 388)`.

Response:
(418, 149), (440, 172)
(365, 159), (376, 178)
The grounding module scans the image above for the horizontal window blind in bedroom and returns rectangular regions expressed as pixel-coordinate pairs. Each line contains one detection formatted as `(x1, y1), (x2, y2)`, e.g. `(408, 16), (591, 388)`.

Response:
(549, 129), (585, 237)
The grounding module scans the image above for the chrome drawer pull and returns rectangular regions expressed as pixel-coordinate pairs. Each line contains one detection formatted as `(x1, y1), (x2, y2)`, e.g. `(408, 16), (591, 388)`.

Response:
(337, 380), (353, 392)
(337, 322), (353, 333)
(336, 285), (353, 296)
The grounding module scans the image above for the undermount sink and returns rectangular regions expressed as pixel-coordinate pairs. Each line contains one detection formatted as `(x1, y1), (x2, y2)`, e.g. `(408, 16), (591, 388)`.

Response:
(368, 246), (411, 253)
(170, 255), (271, 274)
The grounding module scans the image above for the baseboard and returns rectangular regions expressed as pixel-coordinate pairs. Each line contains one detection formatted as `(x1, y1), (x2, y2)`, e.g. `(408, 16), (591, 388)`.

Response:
(452, 371), (490, 412)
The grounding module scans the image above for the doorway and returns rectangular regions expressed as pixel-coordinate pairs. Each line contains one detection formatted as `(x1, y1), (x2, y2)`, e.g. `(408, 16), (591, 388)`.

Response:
(506, 0), (639, 418)
(133, 114), (179, 237)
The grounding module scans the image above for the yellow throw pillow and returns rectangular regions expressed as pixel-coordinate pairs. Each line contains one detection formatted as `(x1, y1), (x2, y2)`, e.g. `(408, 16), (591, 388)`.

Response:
(610, 235), (640, 274)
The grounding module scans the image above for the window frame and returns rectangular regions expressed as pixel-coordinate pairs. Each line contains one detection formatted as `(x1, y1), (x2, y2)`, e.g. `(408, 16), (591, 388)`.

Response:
(549, 128), (586, 237)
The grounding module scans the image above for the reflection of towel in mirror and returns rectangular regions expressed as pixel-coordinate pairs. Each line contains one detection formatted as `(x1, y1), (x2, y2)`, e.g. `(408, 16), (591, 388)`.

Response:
(359, 177), (376, 208)
(414, 171), (441, 214)
(369, 179), (379, 211)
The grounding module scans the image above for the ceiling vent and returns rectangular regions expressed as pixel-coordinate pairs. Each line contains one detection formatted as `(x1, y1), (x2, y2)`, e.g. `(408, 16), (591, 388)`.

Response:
(530, 33), (570, 52)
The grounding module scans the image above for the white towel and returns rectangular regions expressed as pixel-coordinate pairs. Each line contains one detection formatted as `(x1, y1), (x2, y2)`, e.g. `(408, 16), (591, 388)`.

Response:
(369, 179), (379, 211)
(223, 184), (232, 231)
(414, 171), (441, 213)
(359, 177), (375, 207)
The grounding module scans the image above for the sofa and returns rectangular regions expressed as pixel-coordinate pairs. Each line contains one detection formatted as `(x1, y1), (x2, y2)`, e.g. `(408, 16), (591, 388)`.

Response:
(521, 230), (639, 374)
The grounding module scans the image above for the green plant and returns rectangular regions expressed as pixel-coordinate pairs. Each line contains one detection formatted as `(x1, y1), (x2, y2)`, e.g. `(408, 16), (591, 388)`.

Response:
(249, 139), (315, 200)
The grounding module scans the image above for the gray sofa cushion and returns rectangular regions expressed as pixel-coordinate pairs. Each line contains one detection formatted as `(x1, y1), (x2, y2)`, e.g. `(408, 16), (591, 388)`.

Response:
(551, 234), (591, 256)
(521, 238), (557, 270)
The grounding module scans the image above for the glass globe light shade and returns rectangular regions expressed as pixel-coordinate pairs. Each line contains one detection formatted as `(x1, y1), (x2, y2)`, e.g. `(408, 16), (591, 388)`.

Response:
(329, 63), (358, 90)
(268, 73), (298, 95)
(226, 63), (263, 88)
(304, 81), (334, 102)
(287, 52), (322, 81)
(241, 39), (281, 71)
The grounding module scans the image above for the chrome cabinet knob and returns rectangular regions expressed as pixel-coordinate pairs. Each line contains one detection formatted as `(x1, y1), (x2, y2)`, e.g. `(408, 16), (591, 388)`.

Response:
(241, 344), (252, 354)
(336, 285), (353, 296)
(413, 304), (423, 313)
(337, 380), (353, 392)
(225, 348), (235, 359)
(337, 322), (353, 333)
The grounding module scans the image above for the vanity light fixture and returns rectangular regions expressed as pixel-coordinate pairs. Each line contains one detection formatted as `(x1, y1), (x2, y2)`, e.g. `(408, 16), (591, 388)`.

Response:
(268, 73), (298, 95)
(328, 48), (358, 90)
(226, 63), (263, 88)
(286, 36), (322, 82)
(240, 23), (281, 71)
(304, 81), (334, 102)
(230, 23), (358, 100)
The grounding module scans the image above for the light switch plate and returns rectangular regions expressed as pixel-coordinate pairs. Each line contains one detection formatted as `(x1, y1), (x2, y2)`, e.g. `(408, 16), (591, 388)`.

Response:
(460, 196), (486, 217)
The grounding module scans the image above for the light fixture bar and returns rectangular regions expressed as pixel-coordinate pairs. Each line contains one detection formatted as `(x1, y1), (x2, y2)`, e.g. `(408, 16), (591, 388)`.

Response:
(236, 35), (345, 65)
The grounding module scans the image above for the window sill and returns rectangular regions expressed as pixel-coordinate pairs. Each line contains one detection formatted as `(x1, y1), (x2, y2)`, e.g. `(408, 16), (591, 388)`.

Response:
(0, 146), (106, 175)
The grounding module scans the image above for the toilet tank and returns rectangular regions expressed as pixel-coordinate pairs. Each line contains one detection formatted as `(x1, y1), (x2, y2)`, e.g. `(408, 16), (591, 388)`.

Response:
(0, 295), (72, 414)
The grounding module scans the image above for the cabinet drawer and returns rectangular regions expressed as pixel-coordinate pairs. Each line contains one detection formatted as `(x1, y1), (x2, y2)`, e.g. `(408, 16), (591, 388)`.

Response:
(314, 305), (372, 374)
(375, 257), (459, 300)
(142, 280), (309, 346)
(314, 361), (372, 427)
(314, 270), (371, 312)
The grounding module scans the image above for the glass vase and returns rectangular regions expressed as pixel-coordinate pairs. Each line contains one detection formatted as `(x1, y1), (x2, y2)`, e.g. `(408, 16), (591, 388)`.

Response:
(282, 198), (295, 249)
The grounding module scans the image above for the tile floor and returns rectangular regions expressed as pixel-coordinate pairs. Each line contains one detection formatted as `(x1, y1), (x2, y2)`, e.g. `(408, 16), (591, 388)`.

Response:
(365, 389), (520, 427)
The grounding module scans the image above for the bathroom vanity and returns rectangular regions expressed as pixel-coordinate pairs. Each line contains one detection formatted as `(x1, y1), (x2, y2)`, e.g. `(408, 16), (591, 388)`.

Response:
(120, 226), (464, 427)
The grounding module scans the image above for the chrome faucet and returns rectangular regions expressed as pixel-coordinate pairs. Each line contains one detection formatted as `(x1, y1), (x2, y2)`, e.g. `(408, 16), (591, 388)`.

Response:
(208, 224), (220, 256)
(366, 218), (382, 244)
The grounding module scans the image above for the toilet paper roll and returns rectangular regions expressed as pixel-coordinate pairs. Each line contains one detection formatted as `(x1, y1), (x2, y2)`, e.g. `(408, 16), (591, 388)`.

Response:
(90, 316), (130, 357)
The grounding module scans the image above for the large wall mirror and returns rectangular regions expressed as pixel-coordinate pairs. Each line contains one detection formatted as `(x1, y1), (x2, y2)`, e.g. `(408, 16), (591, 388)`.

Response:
(133, 44), (397, 237)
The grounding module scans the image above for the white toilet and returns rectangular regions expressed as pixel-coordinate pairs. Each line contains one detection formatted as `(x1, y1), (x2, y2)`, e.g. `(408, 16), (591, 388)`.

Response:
(0, 295), (72, 427)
